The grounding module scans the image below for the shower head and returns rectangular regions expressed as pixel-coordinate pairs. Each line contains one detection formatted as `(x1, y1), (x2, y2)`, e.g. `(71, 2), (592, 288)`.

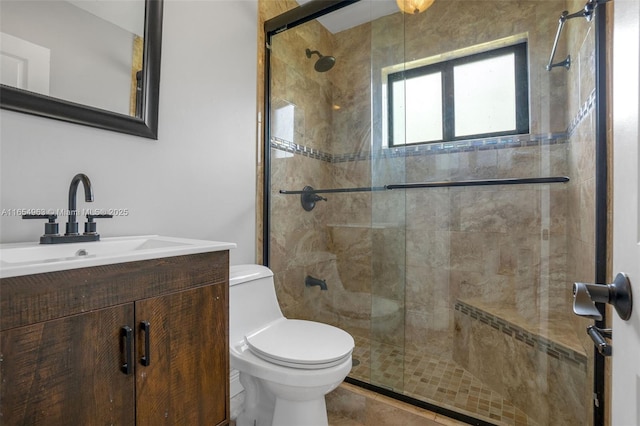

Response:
(305, 48), (336, 72)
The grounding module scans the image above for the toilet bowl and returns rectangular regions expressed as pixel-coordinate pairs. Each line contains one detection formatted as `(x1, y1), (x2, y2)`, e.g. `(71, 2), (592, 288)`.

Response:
(230, 264), (354, 426)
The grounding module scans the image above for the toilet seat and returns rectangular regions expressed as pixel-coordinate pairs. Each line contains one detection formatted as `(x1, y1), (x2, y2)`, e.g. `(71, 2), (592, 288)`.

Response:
(245, 319), (354, 370)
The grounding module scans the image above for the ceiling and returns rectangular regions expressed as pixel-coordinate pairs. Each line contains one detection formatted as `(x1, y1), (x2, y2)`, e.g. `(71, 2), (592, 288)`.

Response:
(295, 0), (399, 34)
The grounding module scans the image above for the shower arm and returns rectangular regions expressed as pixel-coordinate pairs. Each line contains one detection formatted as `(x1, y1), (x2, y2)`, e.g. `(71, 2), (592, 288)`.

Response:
(546, 0), (600, 71)
(546, 12), (571, 71)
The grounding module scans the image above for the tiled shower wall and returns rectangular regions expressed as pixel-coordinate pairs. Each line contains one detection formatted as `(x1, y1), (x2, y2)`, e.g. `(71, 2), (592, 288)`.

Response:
(265, 0), (597, 424)
(269, 0), (570, 320)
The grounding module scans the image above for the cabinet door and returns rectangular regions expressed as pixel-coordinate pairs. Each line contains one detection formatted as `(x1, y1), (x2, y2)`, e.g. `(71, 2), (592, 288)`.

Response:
(0, 304), (135, 425)
(135, 283), (228, 426)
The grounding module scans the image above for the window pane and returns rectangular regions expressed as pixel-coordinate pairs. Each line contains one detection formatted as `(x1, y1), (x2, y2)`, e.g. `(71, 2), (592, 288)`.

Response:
(454, 53), (516, 137)
(392, 72), (442, 145)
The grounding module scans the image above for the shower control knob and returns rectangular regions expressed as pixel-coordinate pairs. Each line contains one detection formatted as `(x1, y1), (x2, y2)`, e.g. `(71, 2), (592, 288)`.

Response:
(301, 186), (327, 211)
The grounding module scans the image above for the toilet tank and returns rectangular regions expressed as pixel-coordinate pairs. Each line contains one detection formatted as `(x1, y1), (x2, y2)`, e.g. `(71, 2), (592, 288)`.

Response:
(229, 264), (284, 345)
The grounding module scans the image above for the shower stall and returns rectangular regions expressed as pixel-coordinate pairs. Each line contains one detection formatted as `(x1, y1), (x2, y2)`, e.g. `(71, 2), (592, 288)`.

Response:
(262, 0), (608, 424)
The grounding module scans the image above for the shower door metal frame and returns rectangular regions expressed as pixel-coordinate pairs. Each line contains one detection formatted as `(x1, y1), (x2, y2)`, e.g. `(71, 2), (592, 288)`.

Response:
(262, 1), (610, 424)
(593, 2), (609, 424)
(262, 0), (356, 268)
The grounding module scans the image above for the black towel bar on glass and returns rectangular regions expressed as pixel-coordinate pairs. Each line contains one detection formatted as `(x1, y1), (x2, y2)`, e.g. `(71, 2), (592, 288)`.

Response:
(279, 176), (570, 195)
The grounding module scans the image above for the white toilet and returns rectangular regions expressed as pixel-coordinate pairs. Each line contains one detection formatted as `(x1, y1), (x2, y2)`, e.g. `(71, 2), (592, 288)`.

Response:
(229, 264), (354, 426)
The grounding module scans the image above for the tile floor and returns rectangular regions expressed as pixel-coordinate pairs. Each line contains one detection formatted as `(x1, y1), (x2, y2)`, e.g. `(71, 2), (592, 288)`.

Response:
(347, 335), (537, 426)
(327, 382), (469, 426)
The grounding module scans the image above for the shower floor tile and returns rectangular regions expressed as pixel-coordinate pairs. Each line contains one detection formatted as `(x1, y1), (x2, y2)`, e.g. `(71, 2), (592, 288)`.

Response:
(349, 335), (537, 426)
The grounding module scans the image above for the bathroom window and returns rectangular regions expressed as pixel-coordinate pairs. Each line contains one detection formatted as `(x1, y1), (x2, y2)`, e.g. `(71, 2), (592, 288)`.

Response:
(387, 42), (529, 146)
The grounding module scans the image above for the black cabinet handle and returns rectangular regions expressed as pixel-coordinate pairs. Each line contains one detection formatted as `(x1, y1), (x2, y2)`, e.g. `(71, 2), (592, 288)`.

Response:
(140, 321), (151, 366)
(120, 326), (133, 375)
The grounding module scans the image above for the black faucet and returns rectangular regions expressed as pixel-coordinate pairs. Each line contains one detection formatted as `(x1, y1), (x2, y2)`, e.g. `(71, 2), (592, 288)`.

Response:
(66, 173), (94, 236)
(22, 173), (112, 244)
(305, 275), (328, 291)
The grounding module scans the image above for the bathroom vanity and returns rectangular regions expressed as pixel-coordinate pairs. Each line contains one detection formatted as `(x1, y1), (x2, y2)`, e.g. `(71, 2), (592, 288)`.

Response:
(0, 239), (232, 426)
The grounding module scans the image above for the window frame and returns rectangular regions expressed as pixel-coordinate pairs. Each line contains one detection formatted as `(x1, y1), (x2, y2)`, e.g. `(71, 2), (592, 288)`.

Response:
(387, 42), (529, 147)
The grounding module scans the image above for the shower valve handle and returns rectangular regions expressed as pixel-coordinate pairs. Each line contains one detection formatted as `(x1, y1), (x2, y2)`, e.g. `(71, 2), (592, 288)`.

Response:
(301, 186), (327, 211)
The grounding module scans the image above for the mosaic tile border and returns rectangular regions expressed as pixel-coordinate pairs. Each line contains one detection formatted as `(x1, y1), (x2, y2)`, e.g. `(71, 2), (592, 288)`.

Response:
(454, 300), (587, 368)
(271, 133), (569, 164)
(271, 137), (334, 162)
(567, 89), (597, 137)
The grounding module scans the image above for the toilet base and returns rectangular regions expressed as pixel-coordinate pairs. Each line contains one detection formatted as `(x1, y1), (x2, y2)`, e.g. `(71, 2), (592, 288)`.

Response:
(236, 396), (329, 426)
(272, 397), (328, 426)
(236, 372), (334, 426)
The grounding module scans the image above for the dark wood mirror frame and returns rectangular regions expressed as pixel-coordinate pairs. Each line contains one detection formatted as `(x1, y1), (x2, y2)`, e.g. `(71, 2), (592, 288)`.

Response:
(0, 0), (163, 140)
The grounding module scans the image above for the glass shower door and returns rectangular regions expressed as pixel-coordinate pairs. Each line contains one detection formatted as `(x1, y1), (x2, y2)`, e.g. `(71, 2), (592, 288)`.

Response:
(265, 0), (604, 423)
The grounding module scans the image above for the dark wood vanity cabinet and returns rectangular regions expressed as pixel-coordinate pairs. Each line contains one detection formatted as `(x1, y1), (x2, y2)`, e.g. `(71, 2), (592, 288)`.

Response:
(135, 283), (228, 425)
(0, 251), (230, 426)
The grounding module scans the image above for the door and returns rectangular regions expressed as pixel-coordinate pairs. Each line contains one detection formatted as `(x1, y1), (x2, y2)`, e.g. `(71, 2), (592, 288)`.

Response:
(612, 0), (640, 424)
(0, 305), (135, 425)
(135, 283), (229, 426)
(0, 32), (50, 94)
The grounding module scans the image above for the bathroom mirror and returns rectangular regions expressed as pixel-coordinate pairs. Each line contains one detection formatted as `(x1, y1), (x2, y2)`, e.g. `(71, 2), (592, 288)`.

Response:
(0, 0), (163, 139)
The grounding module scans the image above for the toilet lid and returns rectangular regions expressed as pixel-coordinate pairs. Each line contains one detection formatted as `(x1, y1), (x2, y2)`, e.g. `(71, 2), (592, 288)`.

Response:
(245, 319), (354, 369)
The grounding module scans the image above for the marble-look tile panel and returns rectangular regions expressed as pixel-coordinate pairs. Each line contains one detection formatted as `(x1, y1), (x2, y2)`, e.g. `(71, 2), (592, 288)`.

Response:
(448, 231), (500, 274)
(405, 264), (450, 312)
(579, 177), (597, 247)
(405, 189), (451, 232)
(449, 189), (542, 234)
(328, 225), (373, 293)
(372, 227), (406, 301)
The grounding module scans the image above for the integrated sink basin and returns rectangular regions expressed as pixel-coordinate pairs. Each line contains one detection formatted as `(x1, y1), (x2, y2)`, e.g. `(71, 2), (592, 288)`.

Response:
(0, 235), (236, 278)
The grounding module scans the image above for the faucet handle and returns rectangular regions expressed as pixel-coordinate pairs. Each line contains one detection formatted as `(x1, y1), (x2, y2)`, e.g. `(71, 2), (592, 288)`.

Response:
(22, 214), (59, 236)
(87, 214), (114, 220)
(84, 214), (113, 235)
(23, 213), (57, 220)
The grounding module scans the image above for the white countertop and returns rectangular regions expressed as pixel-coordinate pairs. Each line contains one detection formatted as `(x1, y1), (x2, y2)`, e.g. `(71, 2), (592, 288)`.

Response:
(0, 235), (236, 278)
